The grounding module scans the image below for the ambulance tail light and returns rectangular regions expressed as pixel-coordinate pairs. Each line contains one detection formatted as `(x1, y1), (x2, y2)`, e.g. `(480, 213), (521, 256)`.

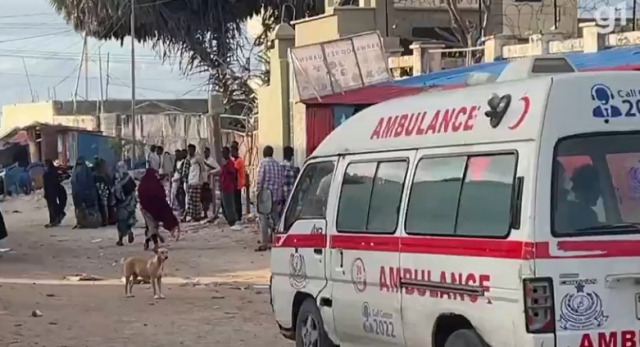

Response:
(523, 277), (555, 334)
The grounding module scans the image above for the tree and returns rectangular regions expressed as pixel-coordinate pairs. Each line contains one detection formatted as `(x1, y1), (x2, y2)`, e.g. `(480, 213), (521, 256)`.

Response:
(438, 0), (492, 48)
(48, 0), (291, 113)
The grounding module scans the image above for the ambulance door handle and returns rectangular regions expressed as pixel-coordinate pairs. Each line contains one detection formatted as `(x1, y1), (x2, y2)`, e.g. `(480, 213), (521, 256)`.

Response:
(338, 249), (344, 268)
(314, 248), (323, 255)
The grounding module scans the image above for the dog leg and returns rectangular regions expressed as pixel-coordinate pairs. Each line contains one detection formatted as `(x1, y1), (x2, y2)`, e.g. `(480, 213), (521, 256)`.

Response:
(125, 276), (135, 298)
(128, 274), (137, 297)
(156, 277), (165, 299)
(152, 278), (159, 299)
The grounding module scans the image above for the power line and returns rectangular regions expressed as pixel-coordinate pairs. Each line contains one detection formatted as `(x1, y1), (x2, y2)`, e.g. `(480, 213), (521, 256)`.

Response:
(0, 29), (73, 44)
(0, 13), (56, 19)
(0, 71), (193, 81)
(0, 48), (173, 59)
(0, 52), (166, 63)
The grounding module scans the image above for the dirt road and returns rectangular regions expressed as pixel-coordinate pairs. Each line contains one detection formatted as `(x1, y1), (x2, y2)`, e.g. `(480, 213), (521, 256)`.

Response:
(0, 193), (271, 283)
(0, 194), (288, 347)
(0, 283), (289, 347)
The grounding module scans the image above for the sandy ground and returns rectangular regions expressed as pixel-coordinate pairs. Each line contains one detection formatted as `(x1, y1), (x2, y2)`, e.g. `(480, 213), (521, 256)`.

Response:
(0, 193), (290, 347)
(0, 192), (271, 283)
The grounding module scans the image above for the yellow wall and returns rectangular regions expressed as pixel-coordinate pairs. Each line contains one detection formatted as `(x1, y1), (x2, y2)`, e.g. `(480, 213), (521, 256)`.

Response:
(258, 86), (286, 161)
(1, 101), (98, 136)
(52, 115), (96, 130)
(1, 102), (55, 134)
(257, 24), (295, 162)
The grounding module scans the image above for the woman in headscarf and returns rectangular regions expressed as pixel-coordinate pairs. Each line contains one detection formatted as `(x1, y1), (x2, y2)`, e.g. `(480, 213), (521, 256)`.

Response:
(113, 161), (137, 246)
(71, 157), (101, 228)
(138, 168), (179, 251)
(93, 159), (113, 227)
(43, 159), (68, 227)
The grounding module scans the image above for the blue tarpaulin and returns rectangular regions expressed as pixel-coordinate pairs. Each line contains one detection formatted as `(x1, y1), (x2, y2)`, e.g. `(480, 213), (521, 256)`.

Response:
(394, 47), (640, 88)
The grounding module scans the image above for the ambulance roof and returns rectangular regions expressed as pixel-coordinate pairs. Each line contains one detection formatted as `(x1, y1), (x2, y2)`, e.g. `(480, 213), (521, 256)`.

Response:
(310, 71), (634, 158)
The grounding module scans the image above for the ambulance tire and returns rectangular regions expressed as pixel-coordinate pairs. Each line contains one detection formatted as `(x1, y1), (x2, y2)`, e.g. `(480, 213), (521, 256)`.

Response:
(444, 329), (488, 347)
(295, 298), (334, 347)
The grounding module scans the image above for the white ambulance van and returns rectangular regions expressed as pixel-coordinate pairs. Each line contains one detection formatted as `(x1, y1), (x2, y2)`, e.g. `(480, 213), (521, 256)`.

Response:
(265, 56), (640, 347)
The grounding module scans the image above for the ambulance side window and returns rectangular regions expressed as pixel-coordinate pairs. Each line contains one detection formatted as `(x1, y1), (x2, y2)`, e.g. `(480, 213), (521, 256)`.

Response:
(282, 161), (335, 233)
(405, 153), (517, 237)
(336, 160), (409, 233)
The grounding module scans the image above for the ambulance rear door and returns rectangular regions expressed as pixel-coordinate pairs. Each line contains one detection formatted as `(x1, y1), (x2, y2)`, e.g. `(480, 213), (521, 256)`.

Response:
(536, 74), (640, 347)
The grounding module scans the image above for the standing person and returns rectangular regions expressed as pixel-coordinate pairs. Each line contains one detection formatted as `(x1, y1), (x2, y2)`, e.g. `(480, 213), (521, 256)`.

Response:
(113, 161), (137, 246)
(230, 144), (246, 223)
(171, 149), (186, 217)
(220, 146), (241, 231)
(43, 159), (68, 227)
(156, 145), (170, 202)
(185, 144), (205, 222)
(138, 168), (180, 251)
(147, 145), (160, 171)
(281, 145), (301, 207)
(179, 148), (191, 220)
(71, 157), (101, 229)
(93, 159), (113, 227)
(161, 149), (174, 191)
(202, 147), (220, 220)
(255, 145), (284, 251)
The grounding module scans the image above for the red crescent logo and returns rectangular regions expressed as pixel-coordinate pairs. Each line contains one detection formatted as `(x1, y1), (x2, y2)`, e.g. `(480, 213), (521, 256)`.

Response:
(508, 95), (530, 130)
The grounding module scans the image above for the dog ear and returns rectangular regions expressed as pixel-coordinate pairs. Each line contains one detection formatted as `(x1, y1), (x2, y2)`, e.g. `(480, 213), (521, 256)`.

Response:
(153, 248), (158, 254)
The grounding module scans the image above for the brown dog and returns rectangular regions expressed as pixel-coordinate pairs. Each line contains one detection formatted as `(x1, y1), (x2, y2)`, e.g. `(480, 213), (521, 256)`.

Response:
(121, 248), (169, 299)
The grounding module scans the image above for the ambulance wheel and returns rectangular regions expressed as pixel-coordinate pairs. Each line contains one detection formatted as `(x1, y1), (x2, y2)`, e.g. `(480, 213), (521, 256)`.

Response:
(295, 298), (334, 347)
(444, 329), (488, 347)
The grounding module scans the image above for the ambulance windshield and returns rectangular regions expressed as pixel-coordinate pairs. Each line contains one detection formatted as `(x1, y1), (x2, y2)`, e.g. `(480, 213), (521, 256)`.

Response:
(553, 133), (640, 236)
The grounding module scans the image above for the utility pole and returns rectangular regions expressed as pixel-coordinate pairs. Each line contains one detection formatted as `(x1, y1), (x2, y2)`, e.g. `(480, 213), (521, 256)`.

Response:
(84, 34), (89, 100)
(130, 0), (137, 162)
(98, 47), (104, 131)
(99, 47), (104, 107)
(22, 58), (34, 102)
(73, 33), (86, 113)
(105, 53), (110, 100)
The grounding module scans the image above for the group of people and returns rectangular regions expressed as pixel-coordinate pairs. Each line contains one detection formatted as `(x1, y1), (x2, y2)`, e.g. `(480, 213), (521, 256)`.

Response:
(165, 142), (246, 232)
(42, 155), (175, 250)
(39, 141), (302, 252)
(64, 157), (139, 246)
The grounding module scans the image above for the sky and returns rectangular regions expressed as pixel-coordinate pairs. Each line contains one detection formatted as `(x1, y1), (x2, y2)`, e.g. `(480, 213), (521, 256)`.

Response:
(0, 0), (216, 111)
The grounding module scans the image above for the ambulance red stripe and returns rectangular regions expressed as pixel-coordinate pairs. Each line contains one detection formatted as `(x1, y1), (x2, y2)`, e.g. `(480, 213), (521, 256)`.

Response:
(273, 234), (640, 259)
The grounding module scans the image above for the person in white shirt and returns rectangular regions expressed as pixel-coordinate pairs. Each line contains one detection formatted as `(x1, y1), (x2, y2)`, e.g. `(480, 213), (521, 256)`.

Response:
(171, 149), (186, 217)
(147, 145), (160, 171)
(155, 145), (173, 203)
(185, 144), (205, 222)
(202, 147), (221, 220)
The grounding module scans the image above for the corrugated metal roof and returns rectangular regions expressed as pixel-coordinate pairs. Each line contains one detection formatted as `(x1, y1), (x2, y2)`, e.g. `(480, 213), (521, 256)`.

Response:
(395, 46), (640, 87)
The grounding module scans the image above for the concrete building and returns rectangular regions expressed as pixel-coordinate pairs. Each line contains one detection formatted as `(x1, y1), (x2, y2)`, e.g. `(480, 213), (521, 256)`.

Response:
(256, 0), (576, 163)
(1, 99), (209, 136)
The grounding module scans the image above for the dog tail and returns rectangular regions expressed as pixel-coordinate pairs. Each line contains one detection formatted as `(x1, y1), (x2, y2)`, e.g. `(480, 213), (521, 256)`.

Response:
(120, 257), (125, 264)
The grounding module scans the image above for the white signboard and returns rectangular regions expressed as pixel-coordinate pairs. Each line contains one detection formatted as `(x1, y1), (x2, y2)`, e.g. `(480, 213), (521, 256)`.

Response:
(291, 32), (392, 101)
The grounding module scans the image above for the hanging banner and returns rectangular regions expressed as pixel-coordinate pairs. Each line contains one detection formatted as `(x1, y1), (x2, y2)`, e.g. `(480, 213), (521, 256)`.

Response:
(290, 31), (392, 101)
